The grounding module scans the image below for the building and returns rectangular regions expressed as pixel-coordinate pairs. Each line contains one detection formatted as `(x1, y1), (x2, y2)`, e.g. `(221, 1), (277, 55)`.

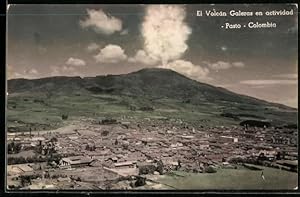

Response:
(59, 156), (93, 168)
(7, 133), (18, 141)
(7, 133), (16, 137)
(114, 161), (137, 168)
(7, 164), (34, 175)
(199, 143), (210, 149)
(106, 156), (118, 163)
(137, 162), (157, 174)
(68, 136), (79, 140)
(31, 137), (46, 142)
(219, 136), (238, 143)
(171, 143), (183, 148)
(181, 135), (194, 139)
(161, 159), (179, 167)
(257, 150), (277, 161)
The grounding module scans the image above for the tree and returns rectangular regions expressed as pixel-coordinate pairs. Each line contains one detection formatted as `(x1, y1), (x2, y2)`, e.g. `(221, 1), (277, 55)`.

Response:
(35, 142), (43, 154)
(177, 160), (182, 169)
(62, 114), (68, 120)
(134, 176), (146, 187)
(101, 130), (109, 136)
(7, 142), (22, 154)
(276, 152), (281, 160)
(45, 171), (50, 179)
(258, 152), (266, 161)
(86, 144), (96, 151)
(205, 166), (217, 173)
(7, 142), (14, 154)
(156, 160), (164, 175)
(50, 137), (58, 143)
(20, 175), (32, 187)
(122, 144), (128, 150)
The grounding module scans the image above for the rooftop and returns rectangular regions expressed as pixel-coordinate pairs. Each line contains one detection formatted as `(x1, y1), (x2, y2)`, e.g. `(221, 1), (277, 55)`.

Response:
(61, 156), (93, 165)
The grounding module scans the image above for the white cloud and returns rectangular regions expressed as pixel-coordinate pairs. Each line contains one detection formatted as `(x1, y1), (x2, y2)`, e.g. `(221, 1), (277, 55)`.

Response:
(26, 68), (38, 75)
(11, 68), (40, 79)
(240, 79), (297, 85)
(50, 66), (60, 76)
(66, 57), (86, 67)
(273, 73), (298, 79)
(142, 5), (192, 65)
(62, 66), (76, 72)
(80, 9), (122, 35)
(94, 44), (127, 63)
(50, 66), (79, 77)
(50, 57), (86, 77)
(232, 62), (245, 68)
(86, 43), (100, 52)
(49, 57), (85, 77)
(160, 59), (210, 81)
(13, 72), (23, 78)
(205, 61), (245, 70)
(128, 50), (159, 65)
(208, 61), (231, 70)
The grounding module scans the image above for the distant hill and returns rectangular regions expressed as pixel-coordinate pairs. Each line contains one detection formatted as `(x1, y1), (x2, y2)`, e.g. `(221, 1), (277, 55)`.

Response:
(8, 68), (295, 109)
(7, 68), (297, 129)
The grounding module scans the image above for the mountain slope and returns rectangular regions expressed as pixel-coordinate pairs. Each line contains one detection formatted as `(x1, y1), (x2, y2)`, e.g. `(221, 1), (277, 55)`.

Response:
(7, 68), (297, 131)
(7, 68), (294, 108)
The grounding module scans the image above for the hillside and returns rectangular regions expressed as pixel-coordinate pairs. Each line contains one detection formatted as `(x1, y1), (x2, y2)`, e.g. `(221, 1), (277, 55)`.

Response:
(7, 68), (297, 132)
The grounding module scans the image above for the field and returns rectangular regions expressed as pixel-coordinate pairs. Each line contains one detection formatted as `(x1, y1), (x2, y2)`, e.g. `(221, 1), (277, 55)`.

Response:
(7, 93), (238, 132)
(7, 91), (297, 133)
(6, 70), (298, 190)
(7, 69), (298, 133)
(158, 166), (298, 190)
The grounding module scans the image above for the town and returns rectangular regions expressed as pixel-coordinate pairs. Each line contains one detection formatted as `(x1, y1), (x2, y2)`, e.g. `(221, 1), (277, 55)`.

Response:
(7, 116), (298, 190)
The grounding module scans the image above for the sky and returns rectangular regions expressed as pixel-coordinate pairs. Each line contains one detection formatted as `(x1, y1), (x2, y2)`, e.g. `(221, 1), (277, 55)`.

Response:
(6, 4), (298, 108)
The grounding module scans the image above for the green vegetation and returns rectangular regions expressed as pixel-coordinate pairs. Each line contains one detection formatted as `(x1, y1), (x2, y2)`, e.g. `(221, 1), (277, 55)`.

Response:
(86, 144), (96, 151)
(61, 114), (68, 120)
(7, 142), (22, 154)
(158, 166), (298, 190)
(8, 153), (62, 165)
(204, 166), (217, 173)
(8, 156), (46, 165)
(20, 174), (43, 187)
(7, 68), (297, 132)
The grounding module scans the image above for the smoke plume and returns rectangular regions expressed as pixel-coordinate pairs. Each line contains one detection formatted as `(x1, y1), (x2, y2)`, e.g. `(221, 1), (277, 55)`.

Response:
(141, 5), (191, 66)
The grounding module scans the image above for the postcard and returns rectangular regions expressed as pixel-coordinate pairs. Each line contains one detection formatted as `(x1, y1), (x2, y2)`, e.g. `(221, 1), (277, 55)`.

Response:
(6, 4), (298, 191)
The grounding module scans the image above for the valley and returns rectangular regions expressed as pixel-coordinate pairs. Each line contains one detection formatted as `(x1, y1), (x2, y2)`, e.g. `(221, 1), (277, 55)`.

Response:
(6, 68), (298, 190)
